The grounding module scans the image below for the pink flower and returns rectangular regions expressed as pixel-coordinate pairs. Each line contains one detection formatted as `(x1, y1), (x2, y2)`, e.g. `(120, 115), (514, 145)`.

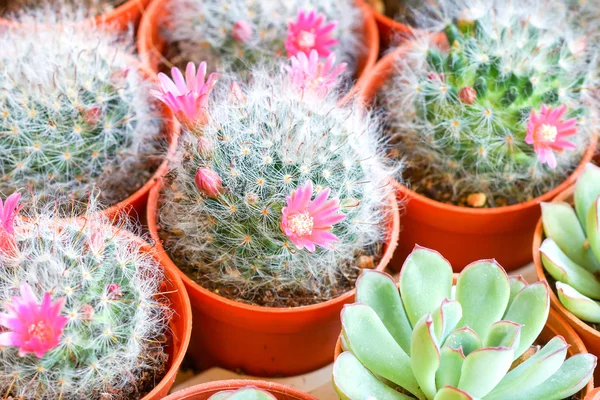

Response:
(281, 181), (346, 252)
(285, 9), (339, 58)
(151, 62), (219, 129)
(195, 168), (223, 198)
(232, 20), (253, 43)
(525, 104), (578, 169)
(0, 193), (21, 254)
(0, 283), (67, 358)
(285, 50), (347, 97)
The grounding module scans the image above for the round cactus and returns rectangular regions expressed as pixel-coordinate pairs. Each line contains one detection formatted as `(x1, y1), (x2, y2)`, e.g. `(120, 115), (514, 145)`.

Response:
(155, 59), (397, 304)
(165, 0), (362, 75)
(0, 0), (125, 19)
(0, 21), (161, 208)
(380, 0), (597, 206)
(0, 195), (170, 399)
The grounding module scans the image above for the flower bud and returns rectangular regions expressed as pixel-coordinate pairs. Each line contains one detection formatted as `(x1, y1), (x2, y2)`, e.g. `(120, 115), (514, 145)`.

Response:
(232, 21), (253, 43)
(458, 86), (477, 105)
(195, 168), (223, 198)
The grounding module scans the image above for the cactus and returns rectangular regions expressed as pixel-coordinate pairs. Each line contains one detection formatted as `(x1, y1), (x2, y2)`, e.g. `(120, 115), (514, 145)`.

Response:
(0, 20), (161, 209)
(380, 0), (596, 207)
(333, 246), (597, 400)
(165, 0), (362, 75)
(0, 0), (126, 19)
(0, 194), (171, 399)
(155, 59), (397, 304)
(540, 163), (600, 325)
(208, 387), (276, 400)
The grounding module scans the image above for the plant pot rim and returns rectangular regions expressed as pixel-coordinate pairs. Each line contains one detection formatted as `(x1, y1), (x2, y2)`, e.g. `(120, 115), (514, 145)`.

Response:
(532, 185), (600, 342)
(358, 0), (414, 35)
(359, 42), (598, 217)
(0, 0), (149, 29)
(147, 177), (400, 315)
(137, 0), (380, 82)
(163, 379), (316, 400)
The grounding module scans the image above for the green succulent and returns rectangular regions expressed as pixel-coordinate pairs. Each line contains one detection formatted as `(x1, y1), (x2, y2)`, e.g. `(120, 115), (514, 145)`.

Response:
(333, 246), (596, 400)
(209, 387), (276, 400)
(540, 162), (600, 323)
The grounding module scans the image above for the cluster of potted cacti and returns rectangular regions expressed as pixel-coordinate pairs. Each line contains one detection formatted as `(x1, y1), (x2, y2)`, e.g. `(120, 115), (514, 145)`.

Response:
(2, 0), (600, 398)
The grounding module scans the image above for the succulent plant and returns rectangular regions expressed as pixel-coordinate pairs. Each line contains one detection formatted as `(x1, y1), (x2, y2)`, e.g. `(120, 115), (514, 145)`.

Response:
(333, 245), (597, 400)
(208, 387), (276, 400)
(0, 0), (126, 19)
(0, 194), (171, 399)
(540, 162), (600, 324)
(0, 20), (161, 208)
(380, 0), (596, 207)
(155, 58), (397, 304)
(165, 0), (362, 75)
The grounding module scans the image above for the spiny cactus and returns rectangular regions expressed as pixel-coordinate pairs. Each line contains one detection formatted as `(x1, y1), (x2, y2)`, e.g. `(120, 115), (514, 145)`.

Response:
(380, 0), (597, 207)
(0, 0), (126, 19)
(165, 0), (362, 75)
(0, 194), (171, 399)
(0, 20), (161, 208)
(334, 246), (597, 400)
(208, 387), (276, 400)
(540, 163), (600, 325)
(155, 59), (397, 304)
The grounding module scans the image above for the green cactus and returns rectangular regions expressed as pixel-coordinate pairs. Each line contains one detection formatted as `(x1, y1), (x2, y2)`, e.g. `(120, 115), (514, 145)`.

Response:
(0, 201), (171, 399)
(333, 246), (597, 400)
(208, 387), (276, 400)
(381, 0), (595, 206)
(540, 163), (600, 324)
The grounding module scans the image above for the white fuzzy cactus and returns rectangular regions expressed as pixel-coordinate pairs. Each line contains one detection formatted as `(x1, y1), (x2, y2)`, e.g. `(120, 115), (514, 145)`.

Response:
(164, 0), (362, 75)
(0, 18), (161, 208)
(0, 195), (171, 399)
(155, 59), (398, 303)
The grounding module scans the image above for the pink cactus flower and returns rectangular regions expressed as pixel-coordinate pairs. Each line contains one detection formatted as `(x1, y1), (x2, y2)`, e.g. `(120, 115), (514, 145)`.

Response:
(525, 104), (577, 169)
(232, 20), (253, 43)
(281, 181), (346, 252)
(195, 168), (223, 198)
(0, 193), (21, 254)
(285, 9), (339, 58)
(0, 283), (67, 358)
(106, 284), (123, 300)
(285, 50), (347, 97)
(151, 62), (219, 129)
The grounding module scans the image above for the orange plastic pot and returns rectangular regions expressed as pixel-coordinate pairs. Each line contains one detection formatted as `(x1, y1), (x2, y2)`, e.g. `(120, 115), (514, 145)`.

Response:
(147, 178), (400, 377)
(0, 0), (151, 31)
(163, 380), (316, 400)
(586, 388), (600, 400)
(357, 0), (414, 50)
(358, 42), (598, 272)
(137, 0), (379, 80)
(533, 185), (600, 383)
(333, 293), (595, 398)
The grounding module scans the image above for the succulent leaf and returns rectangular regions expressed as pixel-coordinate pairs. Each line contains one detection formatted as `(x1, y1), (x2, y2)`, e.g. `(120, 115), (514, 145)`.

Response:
(435, 346), (465, 391)
(411, 313), (441, 400)
(211, 388), (277, 399)
(356, 271), (412, 355)
(507, 276), (527, 309)
(400, 246), (453, 327)
(556, 282), (600, 323)
(484, 321), (521, 350)
(444, 328), (482, 357)
(433, 387), (475, 400)
(432, 299), (462, 345)
(585, 196), (600, 264)
(457, 346), (514, 398)
(574, 163), (600, 232)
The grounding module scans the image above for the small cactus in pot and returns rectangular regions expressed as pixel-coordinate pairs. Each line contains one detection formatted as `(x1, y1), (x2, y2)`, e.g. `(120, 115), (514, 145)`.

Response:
(380, 0), (597, 207)
(153, 55), (398, 306)
(333, 245), (597, 399)
(539, 163), (600, 325)
(0, 193), (172, 399)
(0, 19), (163, 210)
(164, 0), (363, 76)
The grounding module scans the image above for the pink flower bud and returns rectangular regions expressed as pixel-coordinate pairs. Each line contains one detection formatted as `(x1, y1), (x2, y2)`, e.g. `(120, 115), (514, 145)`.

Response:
(197, 136), (213, 157)
(107, 284), (123, 300)
(232, 20), (253, 43)
(110, 68), (129, 86)
(458, 87), (477, 105)
(229, 81), (246, 103)
(80, 304), (95, 321)
(427, 72), (445, 82)
(195, 168), (223, 198)
(84, 106), (102, 126)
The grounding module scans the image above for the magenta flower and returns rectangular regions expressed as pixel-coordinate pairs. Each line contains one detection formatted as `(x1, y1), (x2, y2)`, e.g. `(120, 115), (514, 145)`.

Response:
(285, 50), (347, 97)
(0, 283), (67, 358)
(195, 168), (223, 198)
(232, 20), (253, 43)
(285, 9), (339, 58)
(281, 181), (346, 252)
(525, 104), (577, 169)
(151, 62), (219, 129)
(0, 193), (21, 254)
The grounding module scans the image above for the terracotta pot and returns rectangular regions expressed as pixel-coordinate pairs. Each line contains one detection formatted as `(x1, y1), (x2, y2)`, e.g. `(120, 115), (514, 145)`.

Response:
(357, 0), (414, 51)
(0, 0), (150, 31)
(358, 41), (598, 272)
(96, 62), (179, 223)
(333, 298), (595, 398)
(533, 185), (600, 383)
(147, 178), (400, 377)
(137, 0), (379, 80)
(163, 380), (316, 400)
(586, 388), (600, 400)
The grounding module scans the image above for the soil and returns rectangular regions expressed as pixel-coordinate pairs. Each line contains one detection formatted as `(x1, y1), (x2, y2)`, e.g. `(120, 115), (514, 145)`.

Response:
(0, 0), (126, 17)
